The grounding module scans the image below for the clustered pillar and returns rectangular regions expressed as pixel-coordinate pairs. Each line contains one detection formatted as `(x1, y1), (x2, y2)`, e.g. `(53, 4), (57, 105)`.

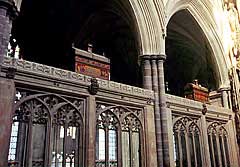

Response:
(0, 0), (17, 166)
(142, 54), (170, 167)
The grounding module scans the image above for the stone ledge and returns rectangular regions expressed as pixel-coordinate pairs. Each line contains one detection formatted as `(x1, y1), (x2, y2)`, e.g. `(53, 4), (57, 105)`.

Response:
(2, 57), (154, 99)
(166, 94), (232, 114)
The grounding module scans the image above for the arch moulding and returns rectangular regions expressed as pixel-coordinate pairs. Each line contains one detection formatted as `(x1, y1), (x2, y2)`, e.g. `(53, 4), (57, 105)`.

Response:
(128, 0), (165, 55)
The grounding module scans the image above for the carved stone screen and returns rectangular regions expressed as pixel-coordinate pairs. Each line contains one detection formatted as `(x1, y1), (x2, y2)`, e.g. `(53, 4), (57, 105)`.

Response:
(207, 122), (230, 167)
(96, 104), (143, 167)
(8, 89), (85, 167)
(173, 117), (202, 167)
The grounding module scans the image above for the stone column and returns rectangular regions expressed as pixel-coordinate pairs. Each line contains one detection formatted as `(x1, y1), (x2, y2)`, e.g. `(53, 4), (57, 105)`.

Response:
(141, 55), (152, 90)
(219, 87), (230, 109)
(0, 1), (17, 166)
(151, 56), (164, 167)
(156, 54), (171, 167)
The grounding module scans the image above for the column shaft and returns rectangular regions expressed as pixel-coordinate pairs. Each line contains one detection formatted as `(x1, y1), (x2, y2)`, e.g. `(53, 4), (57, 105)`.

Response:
(157, 55), (171, 167)
(142, 56), (152, 90)
(151, 58), (163, 167)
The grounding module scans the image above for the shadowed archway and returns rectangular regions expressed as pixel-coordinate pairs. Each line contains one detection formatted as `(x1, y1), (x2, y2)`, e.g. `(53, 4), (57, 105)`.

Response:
(12, 0), (144, 86)
(165, 10), (217, 96)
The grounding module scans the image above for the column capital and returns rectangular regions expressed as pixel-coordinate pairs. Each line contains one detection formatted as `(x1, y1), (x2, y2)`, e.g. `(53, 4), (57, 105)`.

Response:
(0, 0), (18, 19)
(140, 54), (166, 61)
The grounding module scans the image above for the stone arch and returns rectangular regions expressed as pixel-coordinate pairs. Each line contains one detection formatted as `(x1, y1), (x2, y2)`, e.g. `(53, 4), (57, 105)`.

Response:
(128, 0), (164, 55)
(165, 0), (229, 88)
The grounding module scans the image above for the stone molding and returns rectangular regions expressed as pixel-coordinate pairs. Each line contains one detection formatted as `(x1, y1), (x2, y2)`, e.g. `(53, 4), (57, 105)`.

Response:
(1, 57), (154, 98)
(141, 54), (166, 61)
(166, 94), (231, 114)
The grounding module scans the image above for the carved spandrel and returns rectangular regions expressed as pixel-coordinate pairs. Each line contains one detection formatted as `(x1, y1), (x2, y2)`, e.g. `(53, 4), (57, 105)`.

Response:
(96, 104), (143, 132)
(52, 103), (82, 126)
(207, 122), (228, 136)
(122, 114), (141, 132)
(14, 93), (84, 127)
(173, 116), (200, 134)
(14, 99), (49, 124)
(97, 111), (119, 130)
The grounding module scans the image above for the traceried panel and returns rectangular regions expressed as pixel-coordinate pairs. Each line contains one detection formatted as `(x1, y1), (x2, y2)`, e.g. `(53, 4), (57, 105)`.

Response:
(122, 114), (141, 167)
(207, 122), (230, 167)
(13, 96), (49, 167)
(96, 108), (118, 167)
(51, 103), (82, 167)
(8, 90), (85, 167)
(173, 117), (202, 167)
(95, 104), (143, 167)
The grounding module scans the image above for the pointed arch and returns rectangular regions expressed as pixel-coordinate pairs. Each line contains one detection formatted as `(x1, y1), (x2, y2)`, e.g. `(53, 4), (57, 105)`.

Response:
(165, 0), (230, 88)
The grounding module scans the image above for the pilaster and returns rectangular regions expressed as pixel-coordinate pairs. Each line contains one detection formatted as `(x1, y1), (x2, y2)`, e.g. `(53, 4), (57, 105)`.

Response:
(200, 111), (211, 167)
(144, 105), (158, 167)
(0, 78), (15, 166)
(226, 116), (240, 166)
(86, 95), (96, 166)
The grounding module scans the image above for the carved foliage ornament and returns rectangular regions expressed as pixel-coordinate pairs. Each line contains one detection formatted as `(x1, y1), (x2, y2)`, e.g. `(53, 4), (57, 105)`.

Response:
(14, 93), (83, 126)
(122, 114), (141, 132)
(173, 117), (200, 134)
(207, 122), (227, 136)
(97, 110), (119, 130)
(14, 99), (48, 124)
(96, 104), (142, 132)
